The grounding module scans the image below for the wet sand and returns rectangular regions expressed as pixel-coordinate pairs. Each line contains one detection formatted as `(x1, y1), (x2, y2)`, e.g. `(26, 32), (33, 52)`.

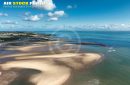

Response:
(0, 42), (103, 85)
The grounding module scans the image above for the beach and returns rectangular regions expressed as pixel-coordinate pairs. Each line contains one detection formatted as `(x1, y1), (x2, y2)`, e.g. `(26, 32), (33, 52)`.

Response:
(0, 33), (103, 85)
(1, 31), (130, 85)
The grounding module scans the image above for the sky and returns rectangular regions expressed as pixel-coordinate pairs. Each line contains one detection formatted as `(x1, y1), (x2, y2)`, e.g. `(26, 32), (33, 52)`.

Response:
(0, 0), (130, 31)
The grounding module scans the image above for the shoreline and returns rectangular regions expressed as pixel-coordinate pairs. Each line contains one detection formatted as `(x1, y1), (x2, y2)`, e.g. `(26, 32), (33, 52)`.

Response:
(0, 52), (103, 85)
(0, 32), (103, 85)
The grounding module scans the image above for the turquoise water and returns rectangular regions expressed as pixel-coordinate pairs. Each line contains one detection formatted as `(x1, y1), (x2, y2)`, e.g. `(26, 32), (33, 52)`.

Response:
(36, 31), (130, 85)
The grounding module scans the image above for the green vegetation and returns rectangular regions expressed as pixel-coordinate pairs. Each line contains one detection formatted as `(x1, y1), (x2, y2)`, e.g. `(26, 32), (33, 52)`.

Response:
(0, 32), (53, 42)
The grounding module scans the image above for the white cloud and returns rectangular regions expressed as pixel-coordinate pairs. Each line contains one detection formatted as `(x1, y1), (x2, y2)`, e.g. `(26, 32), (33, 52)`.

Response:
(54, 11), (65, 17)
(121, 24), (125, 26)
(1, 20), (18, 24)
(10, 25), (16, 28)
(48, 11), (65, 17)
(24, 12), (31, 16)
(67, 5), (73, 9)
(0, 13), (8, 17)
(48, 17), (58, 21)
(48, 12), (54, 17)
(24, 14), (44, 21)
(47, 11), (65, 21)
(32, 0), (56, 10)
(38, 14), (44, 18)
(67, 5), (77, 9)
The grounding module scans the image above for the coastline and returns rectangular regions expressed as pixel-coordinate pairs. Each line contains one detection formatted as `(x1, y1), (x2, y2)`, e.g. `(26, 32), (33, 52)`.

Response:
(0, 32), (103, 85)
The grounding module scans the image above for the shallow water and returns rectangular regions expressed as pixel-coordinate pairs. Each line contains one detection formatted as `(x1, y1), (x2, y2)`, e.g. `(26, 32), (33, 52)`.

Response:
(36, 31), (130, 85)
(1, 31), (130, 85)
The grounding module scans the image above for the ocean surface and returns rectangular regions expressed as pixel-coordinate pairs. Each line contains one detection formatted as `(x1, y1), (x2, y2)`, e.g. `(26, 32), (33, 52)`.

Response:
(35, 31), (130, 85)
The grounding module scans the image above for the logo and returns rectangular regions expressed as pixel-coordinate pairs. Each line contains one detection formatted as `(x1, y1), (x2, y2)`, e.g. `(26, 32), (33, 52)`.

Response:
(3, 0), (49, 8)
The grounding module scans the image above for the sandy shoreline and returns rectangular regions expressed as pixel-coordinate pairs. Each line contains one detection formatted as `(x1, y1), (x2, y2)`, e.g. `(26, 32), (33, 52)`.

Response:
(0, 42), (103, 85)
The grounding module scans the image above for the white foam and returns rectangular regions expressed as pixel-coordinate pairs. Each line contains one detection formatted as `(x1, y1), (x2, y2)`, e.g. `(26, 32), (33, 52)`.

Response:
(108, 47), (116, 52)
(87, 79), (100, 85)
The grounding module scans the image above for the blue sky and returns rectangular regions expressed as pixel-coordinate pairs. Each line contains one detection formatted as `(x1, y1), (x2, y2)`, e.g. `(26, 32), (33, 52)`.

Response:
(0, 0), (130, 31)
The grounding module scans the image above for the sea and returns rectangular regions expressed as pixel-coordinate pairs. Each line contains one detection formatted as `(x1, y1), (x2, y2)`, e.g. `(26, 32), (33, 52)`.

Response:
(35, 31), (130, 85)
